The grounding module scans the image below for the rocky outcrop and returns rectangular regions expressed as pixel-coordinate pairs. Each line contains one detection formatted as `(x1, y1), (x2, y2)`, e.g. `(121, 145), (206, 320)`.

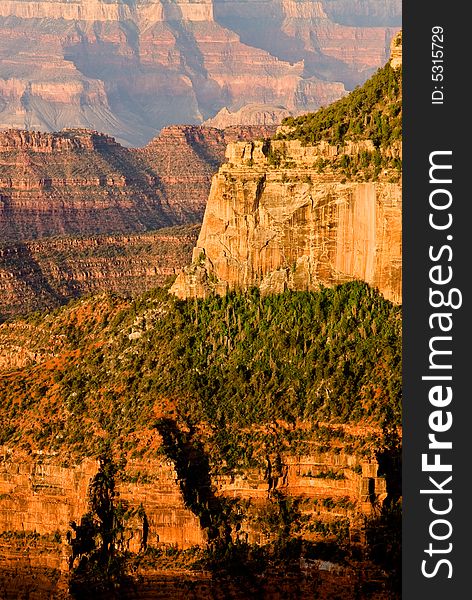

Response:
(0, 124), (282, 317)
(204, 104), (293, 129)
(171, 139), (402, 303)
(0, 125), (273, 245)
(0, 455), (205, 557)
(0, 225), (199, 320)
(0, 1), (400, 145)
(390, 30), (403, 70)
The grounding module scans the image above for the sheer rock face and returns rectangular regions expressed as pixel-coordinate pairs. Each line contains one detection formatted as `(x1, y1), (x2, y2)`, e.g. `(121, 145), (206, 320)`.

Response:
(0, 448), (385, 569)
(171, 140), (402, 303)
(0, 1), (400, 146)
(0, 125), (273, 244)
(0, 456), (205, 562)
(136, 124), (276, 221)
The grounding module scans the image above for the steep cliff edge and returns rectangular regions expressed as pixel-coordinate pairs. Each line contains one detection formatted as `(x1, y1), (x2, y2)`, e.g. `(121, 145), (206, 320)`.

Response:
(171, 140), (401, 303)
(171, 36), (402, 303)
(136, 124), (276, 221)
(0, 124), (278, 319)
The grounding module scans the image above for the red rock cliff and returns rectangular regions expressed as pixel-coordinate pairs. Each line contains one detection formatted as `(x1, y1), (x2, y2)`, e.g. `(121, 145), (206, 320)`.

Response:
(171, 139), (402, 304)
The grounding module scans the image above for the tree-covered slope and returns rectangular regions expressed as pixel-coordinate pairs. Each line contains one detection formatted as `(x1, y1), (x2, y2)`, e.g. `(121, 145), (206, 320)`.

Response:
(276, 51), (402, 149)
(0, 283), (401, 465)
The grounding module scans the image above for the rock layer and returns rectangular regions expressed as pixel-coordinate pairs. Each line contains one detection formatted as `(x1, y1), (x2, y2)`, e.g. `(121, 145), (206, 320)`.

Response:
(0, 125), (273, 244)
(171, 140), (402, 303)
(204, 104), (293, 128)
(0, 225), (199, 320)
(0, 129), (171, 242)
(0, 446), (386, 575)
(0, 1), (400, 145)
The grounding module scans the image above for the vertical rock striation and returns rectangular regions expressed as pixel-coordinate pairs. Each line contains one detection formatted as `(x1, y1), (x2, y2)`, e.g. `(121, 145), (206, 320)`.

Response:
(171, 140), (402, 303)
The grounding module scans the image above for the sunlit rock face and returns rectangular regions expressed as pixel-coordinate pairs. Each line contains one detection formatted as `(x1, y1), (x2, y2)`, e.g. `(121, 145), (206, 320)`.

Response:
(171, 31), (403, 304)
(171, 139), (402, 304)
(0, 1), (400, 146)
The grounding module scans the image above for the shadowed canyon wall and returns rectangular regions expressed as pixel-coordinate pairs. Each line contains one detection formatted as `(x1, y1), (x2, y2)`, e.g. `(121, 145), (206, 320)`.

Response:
(0, 225), (199, 320)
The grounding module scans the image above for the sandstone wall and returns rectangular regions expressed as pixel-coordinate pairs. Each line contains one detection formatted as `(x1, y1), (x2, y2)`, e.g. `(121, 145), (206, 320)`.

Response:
(171, 140), (402, 303)
(0, 455), (205, 568)
(0, 126), (276, 245)
(0, 447), (385, 560)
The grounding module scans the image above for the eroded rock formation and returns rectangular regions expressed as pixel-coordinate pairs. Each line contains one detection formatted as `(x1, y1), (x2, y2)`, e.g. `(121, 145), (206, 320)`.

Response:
(204, 104), (294, 129)
(0, 445), (386, 572)
(0, 128), (171, 242)
(171, 139), (402, 303)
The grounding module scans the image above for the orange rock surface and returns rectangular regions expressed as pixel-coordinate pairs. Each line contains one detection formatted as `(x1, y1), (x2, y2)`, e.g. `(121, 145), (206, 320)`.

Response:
(171, 139), (402, 303)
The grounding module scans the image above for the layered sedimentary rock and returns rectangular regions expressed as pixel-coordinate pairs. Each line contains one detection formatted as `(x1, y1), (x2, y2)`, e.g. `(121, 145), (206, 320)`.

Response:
(0, 455), (204, 558)
(0, 1), (400, 145)
(0, 125), (272, 245)
(171, 139), (402, 303)
(0, 445), (385, 572)
(0, 129), (171, 241)
(0, 225), (199, 320)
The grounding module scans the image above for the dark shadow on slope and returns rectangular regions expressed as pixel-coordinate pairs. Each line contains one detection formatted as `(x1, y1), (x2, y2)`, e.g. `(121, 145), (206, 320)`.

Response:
(155, 418), (232, 546)
(0, 242), (68, 320)
(213, 14), (372, 90)
(155, 418), (266, 596)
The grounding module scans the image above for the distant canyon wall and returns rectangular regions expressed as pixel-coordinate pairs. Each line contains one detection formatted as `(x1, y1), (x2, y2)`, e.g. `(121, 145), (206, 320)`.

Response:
(0, 226), (199, 321)
(172, 140), (402, 303)
(0, 1), (400, 145)
(0, 125), (272, 243)
(0, 125), (280, 318)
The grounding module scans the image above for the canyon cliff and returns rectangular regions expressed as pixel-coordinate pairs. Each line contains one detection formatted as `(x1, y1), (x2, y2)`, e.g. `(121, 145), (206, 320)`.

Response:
(0, 1), (400, 145)
(171, 34), (402, 303)
(0, 282), (401, 597)
(0, 124), (275, 318)
(171, 139), (401, 303)
(0, 128), (171, 241)
(0, 125), (273, 244)
(0, 447), (389, 597)
(0, 28), (403, 599)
